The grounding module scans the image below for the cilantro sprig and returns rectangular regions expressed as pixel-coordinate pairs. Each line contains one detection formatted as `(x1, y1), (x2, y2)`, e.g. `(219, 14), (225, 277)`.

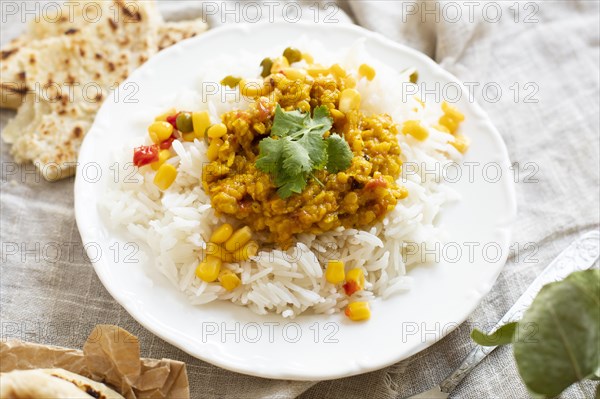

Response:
(256, 104), (353, 198)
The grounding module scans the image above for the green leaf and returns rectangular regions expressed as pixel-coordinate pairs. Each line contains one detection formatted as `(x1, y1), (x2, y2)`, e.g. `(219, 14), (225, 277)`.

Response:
(271, 104), (308, 138)
(276, 173), (306, 199)
(307, 105), (333, 136)
(471, 322), (518, 347)
(513, 269), (600, 398)
(325, 134), (353, 173)
(256, 137), (284, 175)
(299, 131), (328, 170)
(255, 104), (351, 198)
(281, 140), (311, 175)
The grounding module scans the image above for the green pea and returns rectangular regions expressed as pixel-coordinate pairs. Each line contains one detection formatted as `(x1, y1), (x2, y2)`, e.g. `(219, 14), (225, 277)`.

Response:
(409, 71), (418, 84)
(221, 75), (242, 88)
(260, 58), (273, 78)
(176, 112), (193, 133)
(283, 47), (302, 64)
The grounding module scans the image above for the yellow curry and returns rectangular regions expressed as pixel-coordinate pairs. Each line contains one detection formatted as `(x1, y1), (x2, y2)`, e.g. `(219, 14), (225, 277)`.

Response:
(201, 54), (406, 247)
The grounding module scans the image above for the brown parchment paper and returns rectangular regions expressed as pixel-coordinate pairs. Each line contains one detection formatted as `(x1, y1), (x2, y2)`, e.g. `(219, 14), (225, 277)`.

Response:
(0, 325), (190, 399)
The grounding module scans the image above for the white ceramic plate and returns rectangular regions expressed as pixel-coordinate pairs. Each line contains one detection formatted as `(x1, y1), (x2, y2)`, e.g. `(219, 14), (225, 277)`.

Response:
(75, 22), (517, 380)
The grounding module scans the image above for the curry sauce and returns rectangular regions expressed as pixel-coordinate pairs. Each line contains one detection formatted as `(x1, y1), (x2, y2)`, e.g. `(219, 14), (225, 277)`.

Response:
(202, 59), (407, 247)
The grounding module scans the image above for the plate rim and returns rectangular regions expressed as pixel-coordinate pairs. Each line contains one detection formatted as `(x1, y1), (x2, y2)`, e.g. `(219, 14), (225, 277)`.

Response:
(75, 20), (517, 380)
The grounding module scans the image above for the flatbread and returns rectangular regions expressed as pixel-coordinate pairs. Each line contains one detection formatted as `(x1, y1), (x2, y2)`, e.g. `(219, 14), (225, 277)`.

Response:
(41, 368), (125, 399)
(0, 0), (207, 180)
(0, 369), (95, 399)
(0, 1), (207, 109)
(1, 0), (136, 110)
(0, 36), (29, 109)
(158, 19), (207, 50)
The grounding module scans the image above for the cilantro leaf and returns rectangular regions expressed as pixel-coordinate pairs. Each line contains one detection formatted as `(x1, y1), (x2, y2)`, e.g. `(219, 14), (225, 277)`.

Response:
(299, 131), (328, 170)
(271, 104), (332, 139)
(325, 134), (353, 173)
(256, 137), (284, 174)
(271, 105), (308, 137)
(305, 105), (333, 137)
(282, 140), (311, 175)
(256, 104), (352, 198)
(277, 173), (306, 198)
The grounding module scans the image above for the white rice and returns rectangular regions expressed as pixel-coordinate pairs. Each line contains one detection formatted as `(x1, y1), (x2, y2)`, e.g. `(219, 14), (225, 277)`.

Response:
(102, 38), (463, 318)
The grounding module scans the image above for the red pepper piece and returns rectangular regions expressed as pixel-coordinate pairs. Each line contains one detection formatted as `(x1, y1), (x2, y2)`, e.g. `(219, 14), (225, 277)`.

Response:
(343, 280), (361, 296)
(160, 134), (176, 149)
(166, 113), (179, 129)
(133, 145), (159, 167)
(364, 177), (387, 191)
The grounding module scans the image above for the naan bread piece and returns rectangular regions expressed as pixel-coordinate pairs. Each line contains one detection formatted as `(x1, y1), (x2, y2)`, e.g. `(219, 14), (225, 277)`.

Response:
(0, 369), (95, 399)
(0, 5), (206, 110)
(2, 96), (93, 180)
(1, 1), (207, 181)
(158, 18), (208, 50)
(41, 368), (126, 399)
(1, 0), (161, 180)
(1, 0), (143, 110)
(1, 36), (29, 109)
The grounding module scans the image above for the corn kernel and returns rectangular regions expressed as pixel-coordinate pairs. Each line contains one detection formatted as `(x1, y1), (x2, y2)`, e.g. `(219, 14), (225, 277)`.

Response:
(207, 138), (223, 161)
(206, 242), (235, 262)
(329, 63), (346, 78)
(399, 186), (409, 199)
(338, 89), (361, 113)
(205, 241), (224, 257)
(325, 260), (345, 284)
(281, 67), (307, 81)
(155, 108), (176, 122)
(148, 121), (173, 143)
(233, 240), (259, 262)
(345, 301), (370, 321)
(330, 109), (346, 122)
(441, 101), (465, 122)
(358, 64), (376, 81)
(153, 163), (177, 190)
(210, 223), (234, 244)
(207, 123), (228, 139)
(306, 65), (330, 77)
(182, 132), (196, 142)
(302, 52), (314, 64)
(439, 114), (459, 134)
(449, 133), (470, 154)
(225, 226), (252, 252)
(219, 270), (241, 291)
(270, 56), (289, 73)
(195, 255), (222, 282)
(240, 79), (268, 97)
(402, 120), (429, 141)
(343, 268), (365, 296)
(150, 149), (171, 171)
(297, 100), (311, 113)
(253, 122), (266, 134)
(192, 111), (211, 139)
